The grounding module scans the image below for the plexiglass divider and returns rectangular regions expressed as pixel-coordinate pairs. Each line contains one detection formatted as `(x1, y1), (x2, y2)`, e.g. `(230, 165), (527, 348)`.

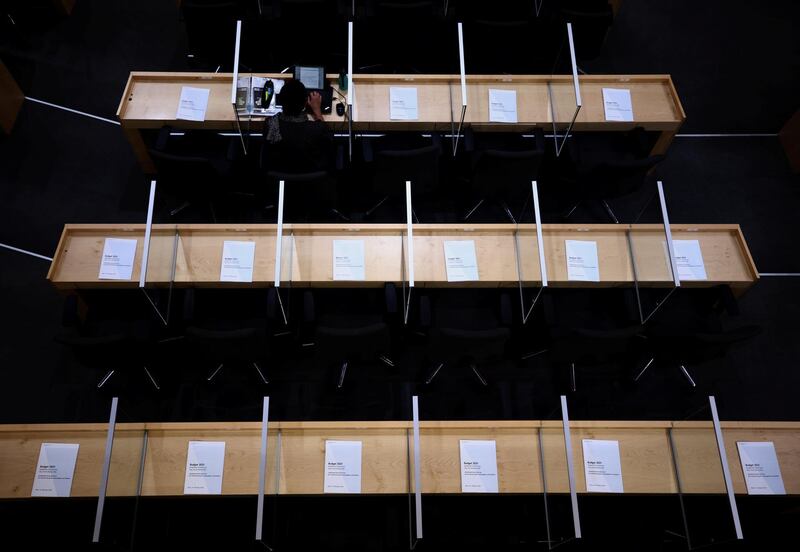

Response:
(273, 180), (289, 325)
(514, 181), (547, 324)
(230, 20), (247, 155)
(140, 180), (177, 328)
(548, 23), (582, 157)
(450, 22), (467, 156)
(402, 181), (415, 325)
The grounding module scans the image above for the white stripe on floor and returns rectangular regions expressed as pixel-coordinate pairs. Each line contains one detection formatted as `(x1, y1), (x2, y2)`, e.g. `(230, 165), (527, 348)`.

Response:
(0, 242), (53, 262)
(25, 97), (120, 126)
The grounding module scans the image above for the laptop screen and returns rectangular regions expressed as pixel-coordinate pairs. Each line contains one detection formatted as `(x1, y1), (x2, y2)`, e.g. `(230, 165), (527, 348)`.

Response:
(295, 66), (325, 90)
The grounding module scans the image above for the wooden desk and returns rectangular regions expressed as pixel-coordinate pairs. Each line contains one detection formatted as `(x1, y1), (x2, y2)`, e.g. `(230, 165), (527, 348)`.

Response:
(1, 421), (798, 498)
(47, 223), (758, 291)
(117, 72), (684, 172)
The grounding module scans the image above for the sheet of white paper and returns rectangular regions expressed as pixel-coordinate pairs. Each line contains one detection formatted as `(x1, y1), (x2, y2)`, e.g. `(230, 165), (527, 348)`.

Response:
(324, 440), (362, 494)
(184, 441), (226, 495)
(176, 86), (210, 122)
(565, 240), (600, 282)
(488, 89), (518, 123)
(444, 240), (479, 282)
(333, 240), (365, 281)
(389, 87), (419, 120)
(582, 439), (624, 493)
(736, 442), (786, 495)
(460, 440), (499, 493)
(31, 443), (79, 497)
(220, 240), (255, 283)
(98, 238), (137, 280)
(672, 239), (707, 280)
(602, 88), (634, 122)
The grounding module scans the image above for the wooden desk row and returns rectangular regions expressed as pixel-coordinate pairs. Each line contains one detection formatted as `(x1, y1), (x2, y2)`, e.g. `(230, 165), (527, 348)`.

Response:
(47, 223), (758, 291)
(117, 72), (685, 172)
(1, 420), (798, 498)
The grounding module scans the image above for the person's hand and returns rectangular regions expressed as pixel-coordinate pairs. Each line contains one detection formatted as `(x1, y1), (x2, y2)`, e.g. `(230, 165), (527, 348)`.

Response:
(307, 91), (323, 121)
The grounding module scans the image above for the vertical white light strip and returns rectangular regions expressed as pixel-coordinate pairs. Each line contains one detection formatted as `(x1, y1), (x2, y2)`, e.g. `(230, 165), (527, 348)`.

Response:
(657, 181), (681, 287)
(566, 23), (582, 107)
(231, 20), (242, 105)
(347, 21), (354, 108)
(405, 181), (415, 288)
(458, 22), (467, 107)
(255, 397), (270, 540)
(560, 395), (582, 539)
(531, 181), (548, 287)
(412, 395), (423, 539)
(273, 181), (285, 287)
(92, 397), (118, 543)
(709, 396), (743, 540)
(139, 180), (157, 288)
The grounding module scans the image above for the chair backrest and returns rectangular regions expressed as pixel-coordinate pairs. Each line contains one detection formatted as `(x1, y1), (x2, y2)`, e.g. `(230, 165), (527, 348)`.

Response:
(472, 148), (544, 200)
(266, 170), (336, 221)
(373, 143), (441, 197)
(315, 322), (391, 361)
(583, 155), (664, 199)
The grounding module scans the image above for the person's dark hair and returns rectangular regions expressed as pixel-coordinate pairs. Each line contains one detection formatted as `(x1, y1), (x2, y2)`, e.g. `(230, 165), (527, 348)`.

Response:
(280, 79), (308, 116)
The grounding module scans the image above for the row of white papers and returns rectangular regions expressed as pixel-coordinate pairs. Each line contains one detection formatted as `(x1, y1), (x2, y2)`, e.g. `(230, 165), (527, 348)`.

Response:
(97, 238), (708, 282)
(28, 439), (786, 497)
(175, 85), (632, 125)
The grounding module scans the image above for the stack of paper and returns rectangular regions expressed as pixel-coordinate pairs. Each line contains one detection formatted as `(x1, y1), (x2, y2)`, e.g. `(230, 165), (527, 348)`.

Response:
(176, 86), (210, 122)
(672, 239), (707, 280)
(184, 441), (226, 495)
(333, 240), (366, 281)
(444, 240), (479, 282)
(99, 238), (137, 280)
(488, 89), (518, 123)
(736, 441), (786, 495)
(582, 439), (624, 493)
(459, 440), (499, 493)
(565, 240), (600, 282)
(602, 88), (634, 122)
(324, 440), (362, 493)
(389, 87), (419, 120)
(31, 443), (80, 497)
(220, 240), (256, 283)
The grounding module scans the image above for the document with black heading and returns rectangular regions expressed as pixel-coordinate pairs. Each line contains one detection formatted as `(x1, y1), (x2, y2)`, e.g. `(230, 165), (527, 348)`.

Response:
(459, 440), (499, 493)
(444, 240), (479, 282)
(184, 441), (226, 495)
(389, 87), (419, 120)
(602, 88), (634, 122)
(582, 439), (624, 493)
(324, 440), (362, 493)
(565, 240), (600, 282)
(220, 240), (255, 283)
(488, 89), (518, 123)
(31, 443), (79, 497)
(176, 86), (210, 122)
(736, 441), (785, 495)
(672, 239), (707, 280)
(333, 240), (365, 281)
(99, 238), (137, 280)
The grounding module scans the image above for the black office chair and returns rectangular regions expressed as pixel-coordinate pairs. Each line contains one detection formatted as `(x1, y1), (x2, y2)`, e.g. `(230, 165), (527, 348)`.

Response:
(559, 2), (614, 66)
(181, 1), (242, 71)
(634, 286), (762, 388)
(54, 293), (160, 390)
(561, 154), (665, 223)
(182, 288), (278, 385)
(304, 287), (397, 388)
(463, 130), (545, 223)
(543, 289), (642, 392)
(363, 135), (441, 221)
(421, 290), (513, 386)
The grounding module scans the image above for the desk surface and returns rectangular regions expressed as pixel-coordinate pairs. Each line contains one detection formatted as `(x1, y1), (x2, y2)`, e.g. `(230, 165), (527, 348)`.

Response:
(117, 72), (684, 133)
(1, 421), (797, 498)
(47, 223), (758, 290)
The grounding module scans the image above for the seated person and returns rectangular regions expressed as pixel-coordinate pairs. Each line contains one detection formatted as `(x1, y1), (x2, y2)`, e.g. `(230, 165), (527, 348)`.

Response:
(264, 79), (333, 173)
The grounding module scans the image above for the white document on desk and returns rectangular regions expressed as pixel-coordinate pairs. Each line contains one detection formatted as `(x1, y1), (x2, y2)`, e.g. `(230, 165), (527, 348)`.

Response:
(333, 240), (365, 281)
(324, 440), (362, 494)
(736, 441), (786, 495)
(31, 443), (79, 497)
(602, 88), (634, 122)
(99, 237), (137, 280)
(565, 240), (600, 282)
(460, 440), (499, 493)
(444, 240), (479, 282)
(220, 240), (255, 283)
(389, 87), (419, 120)
(176, 86), (210, 121)
(184, 441), (226, 495)
(672, 239), (707, 280)
(488, 89), (518, 123)
(582, 439), (624, 493)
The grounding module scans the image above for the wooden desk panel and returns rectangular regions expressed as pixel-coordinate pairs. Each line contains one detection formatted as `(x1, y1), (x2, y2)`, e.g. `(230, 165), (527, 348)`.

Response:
(1, 422), (798, 498)
(118, 72), (684, 171)
(47, 224), (758, 291)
